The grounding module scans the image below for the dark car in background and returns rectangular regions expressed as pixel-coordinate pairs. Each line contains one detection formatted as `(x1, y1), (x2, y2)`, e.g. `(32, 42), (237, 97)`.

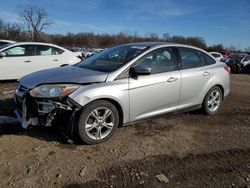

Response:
(222, 53), (250, 73)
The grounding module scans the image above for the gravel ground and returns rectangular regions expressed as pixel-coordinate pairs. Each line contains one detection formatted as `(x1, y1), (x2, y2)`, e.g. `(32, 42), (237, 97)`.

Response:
(0, 74), (249, 188)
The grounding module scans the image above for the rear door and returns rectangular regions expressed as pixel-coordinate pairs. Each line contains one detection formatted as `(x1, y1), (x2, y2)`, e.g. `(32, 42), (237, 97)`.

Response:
(177, 47), (215, 109)
(0, 45), (34, 80)
(33, 45), (65, 71)
(129, 47), (181, 121)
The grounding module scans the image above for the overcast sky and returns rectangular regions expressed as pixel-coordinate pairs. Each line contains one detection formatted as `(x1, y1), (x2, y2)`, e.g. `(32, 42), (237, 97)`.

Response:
(0, 0), (250, 49)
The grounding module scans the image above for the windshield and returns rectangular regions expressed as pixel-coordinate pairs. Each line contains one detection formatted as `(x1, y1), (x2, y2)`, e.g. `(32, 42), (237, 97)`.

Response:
(227, 53), (246, 61)
(76, 44), (148, 72)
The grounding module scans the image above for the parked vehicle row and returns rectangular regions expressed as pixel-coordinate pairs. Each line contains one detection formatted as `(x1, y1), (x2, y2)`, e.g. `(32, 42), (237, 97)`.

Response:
(14, 42), (230, 144)
(209, 52), (224, 61)
(81, 48), (105, 58)
(0, 42), (82, 80)
(221, 53), (250, 73)
(209, 51), (250, 73)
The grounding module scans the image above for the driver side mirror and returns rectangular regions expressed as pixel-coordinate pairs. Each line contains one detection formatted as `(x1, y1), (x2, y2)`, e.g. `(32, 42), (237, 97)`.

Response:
(130, 65), (151, 76)
(0, 52), (6, 58)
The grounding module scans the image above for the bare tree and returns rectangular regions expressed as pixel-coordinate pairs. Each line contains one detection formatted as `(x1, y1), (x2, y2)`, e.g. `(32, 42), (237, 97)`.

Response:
(18, 5), (53, 41)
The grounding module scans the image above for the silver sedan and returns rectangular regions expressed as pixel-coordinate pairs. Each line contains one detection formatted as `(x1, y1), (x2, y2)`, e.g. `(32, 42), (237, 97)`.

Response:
(15, 42), (230, 144)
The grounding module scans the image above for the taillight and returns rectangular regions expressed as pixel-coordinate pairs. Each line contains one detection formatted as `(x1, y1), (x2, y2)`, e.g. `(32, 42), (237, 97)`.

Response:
(224, 66), (231, 74)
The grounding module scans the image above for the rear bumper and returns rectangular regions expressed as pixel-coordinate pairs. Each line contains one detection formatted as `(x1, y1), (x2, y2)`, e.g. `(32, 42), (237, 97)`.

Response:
(224, 87), (230, 98)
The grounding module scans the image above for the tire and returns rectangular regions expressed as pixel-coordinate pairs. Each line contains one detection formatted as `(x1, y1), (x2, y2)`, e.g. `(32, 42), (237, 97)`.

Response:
(76, 100), (119, 144)
(203, 86), (222, 115)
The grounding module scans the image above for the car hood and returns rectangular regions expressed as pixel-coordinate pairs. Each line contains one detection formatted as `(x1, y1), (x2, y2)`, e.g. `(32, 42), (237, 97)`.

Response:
(19, 66), (108, 89)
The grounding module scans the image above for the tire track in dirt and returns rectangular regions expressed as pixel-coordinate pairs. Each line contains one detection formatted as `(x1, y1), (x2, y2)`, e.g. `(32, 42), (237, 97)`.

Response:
(67, 148), (250, 188)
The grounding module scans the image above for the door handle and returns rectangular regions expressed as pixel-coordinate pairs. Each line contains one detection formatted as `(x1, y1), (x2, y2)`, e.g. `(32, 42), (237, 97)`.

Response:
(53, 59), (59, 61)
(167, 77), (178, 82)
(24, 60), (31, 63)
(203, 71), (210, 76)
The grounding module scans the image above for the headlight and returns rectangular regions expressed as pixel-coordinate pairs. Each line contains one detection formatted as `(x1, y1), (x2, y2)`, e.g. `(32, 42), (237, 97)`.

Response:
(29, 84), (80, 98)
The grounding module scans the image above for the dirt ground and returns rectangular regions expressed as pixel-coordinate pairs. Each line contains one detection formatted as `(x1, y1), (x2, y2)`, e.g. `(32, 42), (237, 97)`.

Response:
(0, 74), (250, 188)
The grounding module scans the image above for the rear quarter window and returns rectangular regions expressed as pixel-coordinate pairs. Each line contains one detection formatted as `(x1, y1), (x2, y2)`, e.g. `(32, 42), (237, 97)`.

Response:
(203, 53), (216, 65)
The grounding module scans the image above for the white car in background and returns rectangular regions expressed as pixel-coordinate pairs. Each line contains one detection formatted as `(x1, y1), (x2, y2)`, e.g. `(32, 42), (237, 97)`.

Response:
(0, 42), (82, 80)
(68, 47), (83, 60)
(209, 52), (224, 61)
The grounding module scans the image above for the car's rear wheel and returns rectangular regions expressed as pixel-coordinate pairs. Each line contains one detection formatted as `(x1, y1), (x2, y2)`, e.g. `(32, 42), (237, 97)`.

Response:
(203, 86), (222, 115)
(76, 100), (119, 144)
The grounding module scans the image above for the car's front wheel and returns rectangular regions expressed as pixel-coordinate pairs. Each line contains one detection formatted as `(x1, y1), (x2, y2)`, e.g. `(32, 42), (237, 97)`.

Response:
(76, 100), (119, 144)
(203, 86), (222, 115)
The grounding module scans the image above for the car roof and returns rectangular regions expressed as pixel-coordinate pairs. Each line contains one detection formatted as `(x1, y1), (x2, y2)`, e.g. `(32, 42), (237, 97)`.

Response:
(9, 42), (58, 46)
(209, 52), (222, 54)
(122, 42), (181, 47)
(0, 42), (68, 51)
(122, 42), (204, 50)
(0, 39), (16, 44)
(230, 53), (248, 56)
(120, 42), (209, 55)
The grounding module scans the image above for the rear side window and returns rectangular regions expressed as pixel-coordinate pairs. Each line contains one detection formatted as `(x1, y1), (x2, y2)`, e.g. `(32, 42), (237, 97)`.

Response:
(203, 53), (216, 65)
(179, 48), (204, 69)
(3, 45), (33, 57)
(35, 45), (64, 56)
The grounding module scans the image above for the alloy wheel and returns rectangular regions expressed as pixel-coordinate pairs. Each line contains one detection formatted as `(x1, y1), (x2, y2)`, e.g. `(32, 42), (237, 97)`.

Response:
(207, 90), (221, 112)
(84, 107), (115, 140)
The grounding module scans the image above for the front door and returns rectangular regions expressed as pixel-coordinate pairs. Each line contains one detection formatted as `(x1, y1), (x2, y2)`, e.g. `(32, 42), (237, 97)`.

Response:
(129, 47), (181, 122)
(0, 45), (34, 80)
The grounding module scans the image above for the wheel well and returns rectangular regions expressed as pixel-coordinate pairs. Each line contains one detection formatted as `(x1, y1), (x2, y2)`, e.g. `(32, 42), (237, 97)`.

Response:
(213, 84), (224, 100)
(91, 98), (124, 127)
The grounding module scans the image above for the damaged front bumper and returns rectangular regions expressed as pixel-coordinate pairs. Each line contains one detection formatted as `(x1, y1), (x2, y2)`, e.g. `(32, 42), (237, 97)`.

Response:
(14, 84), (81, 133)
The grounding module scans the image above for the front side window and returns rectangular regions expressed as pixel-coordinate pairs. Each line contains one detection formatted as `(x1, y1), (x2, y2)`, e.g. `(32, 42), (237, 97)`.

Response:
(134, 47), (177, 73)
(35, 45), (64, 56)
(76, 44), (148, 72)
(179, 48), (204, 69)
(3, 45), (33, 57)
